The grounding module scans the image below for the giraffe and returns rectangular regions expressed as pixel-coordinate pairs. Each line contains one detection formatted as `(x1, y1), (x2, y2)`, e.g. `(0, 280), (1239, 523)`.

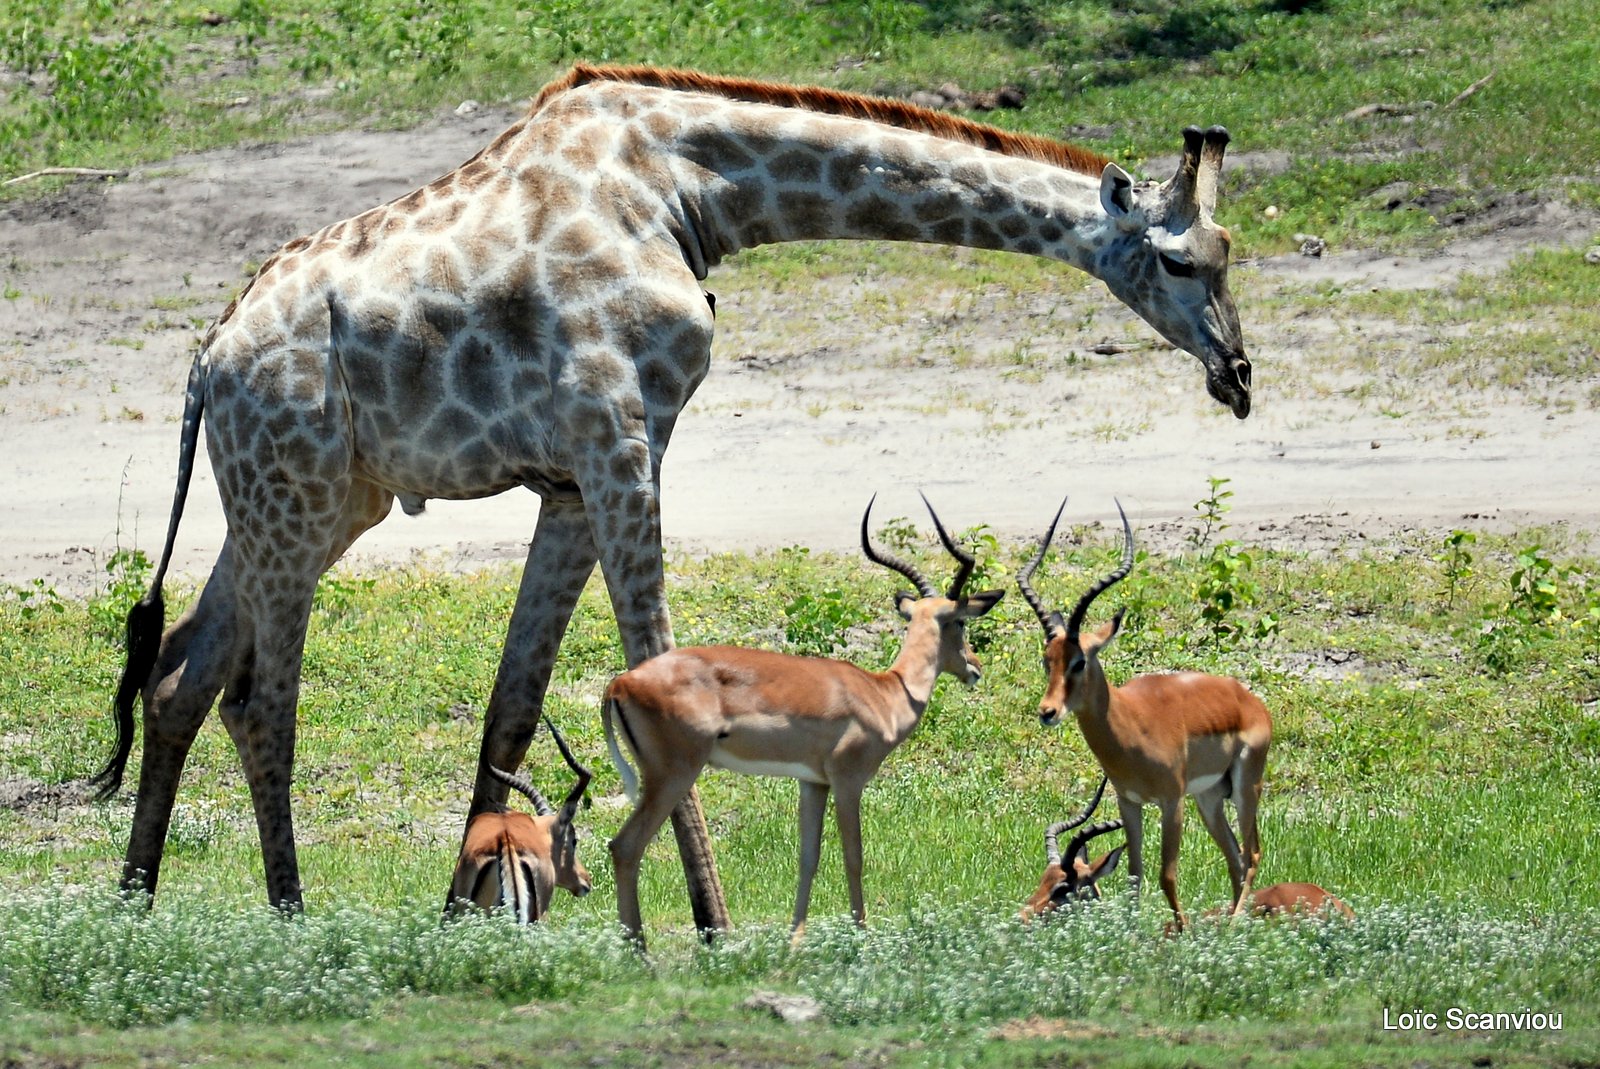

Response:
(92, 63), (1249, 925)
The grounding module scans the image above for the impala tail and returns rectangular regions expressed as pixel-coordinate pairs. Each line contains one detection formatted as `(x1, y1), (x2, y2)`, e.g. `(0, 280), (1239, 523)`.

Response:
(91, 351), (208, 801)
(601, 693), (641, 803)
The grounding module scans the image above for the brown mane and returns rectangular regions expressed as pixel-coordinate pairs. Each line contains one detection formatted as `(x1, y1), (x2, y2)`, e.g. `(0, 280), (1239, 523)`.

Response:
(530, 63), (1111, 178)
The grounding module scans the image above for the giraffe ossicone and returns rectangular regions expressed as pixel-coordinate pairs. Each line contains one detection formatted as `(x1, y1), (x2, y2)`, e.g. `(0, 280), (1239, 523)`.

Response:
(94, 64), (1248, 920)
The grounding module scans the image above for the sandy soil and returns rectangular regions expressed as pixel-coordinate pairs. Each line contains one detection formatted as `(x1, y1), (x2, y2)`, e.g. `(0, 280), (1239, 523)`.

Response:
(3, 103), (1598, 595)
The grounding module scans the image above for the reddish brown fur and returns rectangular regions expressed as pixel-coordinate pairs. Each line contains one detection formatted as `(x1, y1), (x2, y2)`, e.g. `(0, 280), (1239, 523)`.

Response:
(1022, 509), (1273, 933)
(602, 514), (1003, 950)
(449, 808), (591, 922)
(1244, 882), (1354, 919)
(1039, 623), (1272, 932)
(531, 63), (1113, 178)
(1020, 848), (1123, 920)
(1169, 882), (1354, 936)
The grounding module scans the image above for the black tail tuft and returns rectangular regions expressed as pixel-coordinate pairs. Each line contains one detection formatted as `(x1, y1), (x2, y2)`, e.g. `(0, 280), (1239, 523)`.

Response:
(90, 591), (166, 801)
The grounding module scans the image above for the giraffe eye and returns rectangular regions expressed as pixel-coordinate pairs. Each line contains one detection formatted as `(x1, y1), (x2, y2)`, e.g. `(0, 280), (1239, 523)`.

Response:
(1158, 252), (1196, 278)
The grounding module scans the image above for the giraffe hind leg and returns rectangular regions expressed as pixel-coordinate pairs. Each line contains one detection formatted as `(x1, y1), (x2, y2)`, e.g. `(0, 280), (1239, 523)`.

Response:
(218, 476), (392, 908)
(119, 541), (247, 899)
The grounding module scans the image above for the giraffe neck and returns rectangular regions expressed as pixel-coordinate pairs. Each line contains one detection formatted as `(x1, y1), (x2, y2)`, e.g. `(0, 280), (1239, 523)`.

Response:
(509, 82), (1115, 280)
(681, 115), (1109, 276)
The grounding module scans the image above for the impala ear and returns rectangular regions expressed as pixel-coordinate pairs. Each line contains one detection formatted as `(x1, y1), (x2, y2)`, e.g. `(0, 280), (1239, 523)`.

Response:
(1089, 845), (1125, 882)
(1088, 608), (1127, 653)
(957, 588), (1005, 618)
(894, 590), (918, 619)
(1100, 163), (1137, 223)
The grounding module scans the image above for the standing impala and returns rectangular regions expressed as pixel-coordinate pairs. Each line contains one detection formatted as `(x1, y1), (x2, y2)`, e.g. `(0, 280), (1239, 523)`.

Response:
(1017, 500), (1272, 932)
(448, 717), (592, 923)
(1020, 775), (1127, 920)
(601, 495), (1004, 948)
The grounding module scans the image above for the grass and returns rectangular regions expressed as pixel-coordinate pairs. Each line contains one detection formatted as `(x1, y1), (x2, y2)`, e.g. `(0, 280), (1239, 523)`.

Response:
(4, 1), (1600, 256)
(2, 514), (1599, 1064)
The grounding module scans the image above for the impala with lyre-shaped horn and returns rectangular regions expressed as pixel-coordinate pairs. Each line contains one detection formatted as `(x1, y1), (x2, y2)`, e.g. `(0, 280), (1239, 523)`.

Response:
(601, 494), (1004, 948)
(1018, 500), (1272, 932)
(448, 717), (593, 923)
(1021, 775), (1127, 920)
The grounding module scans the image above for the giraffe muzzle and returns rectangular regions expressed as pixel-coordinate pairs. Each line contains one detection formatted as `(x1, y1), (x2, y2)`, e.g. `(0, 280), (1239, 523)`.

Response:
(1207, 354), (1252, 420)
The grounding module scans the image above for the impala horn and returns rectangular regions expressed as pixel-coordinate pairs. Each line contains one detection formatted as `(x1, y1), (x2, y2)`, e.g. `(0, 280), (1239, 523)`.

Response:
(486, 764), (555, 818)
(544, 715), (591, 826)
(861, 494), (938, 597)
(918, 491), (976, 598)
(1064, 819), (1126, 866)
(1044, 775), (1109, 867)
(1063, 500), (1134, 642)
(1018, 496), (1068, 641)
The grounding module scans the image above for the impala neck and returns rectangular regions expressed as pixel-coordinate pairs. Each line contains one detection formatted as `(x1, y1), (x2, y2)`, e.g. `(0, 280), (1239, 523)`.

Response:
(1070, 668), (1119, 750)
(883, 612), (947, 714)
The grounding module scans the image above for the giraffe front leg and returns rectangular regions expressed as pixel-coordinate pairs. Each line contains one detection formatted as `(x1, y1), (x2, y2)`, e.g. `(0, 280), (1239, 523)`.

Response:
(580, 436), (729, 938)
(469, 496), (599, 821)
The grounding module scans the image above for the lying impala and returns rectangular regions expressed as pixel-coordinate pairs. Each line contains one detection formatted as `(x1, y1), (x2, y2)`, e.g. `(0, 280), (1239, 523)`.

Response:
(602, 495), (1004, 948)
(1168, 882), (1355, 936)
(448, 716), (592, 923)
(1018, 500), (1272, 932)
(1020, 775), (1127, 920)
(1232, 882), (1353, 919)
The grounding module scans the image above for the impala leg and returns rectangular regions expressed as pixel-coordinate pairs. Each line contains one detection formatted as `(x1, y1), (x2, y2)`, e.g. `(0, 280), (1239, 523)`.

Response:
(580, 431), (729, 938)
(1116, 795), (1145, 900)
(1193, 786), (1248, 916)
(792, 780), (829, 939)
(1235, 745), (1268, 907)
(1157, 799), (1187, 932)
(120, 542), (245, 899)
(833, 784), (867, 927)
(609, 766), (701, 951)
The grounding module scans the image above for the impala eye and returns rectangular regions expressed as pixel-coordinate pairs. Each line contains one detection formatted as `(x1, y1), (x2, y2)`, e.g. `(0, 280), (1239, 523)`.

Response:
(1158, 252), (1196, 278)
(1067, 654), (1086, 676)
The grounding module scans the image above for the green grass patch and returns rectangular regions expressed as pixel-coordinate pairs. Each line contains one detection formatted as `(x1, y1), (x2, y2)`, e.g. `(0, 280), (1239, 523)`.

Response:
(3, 512), (1600, 1061)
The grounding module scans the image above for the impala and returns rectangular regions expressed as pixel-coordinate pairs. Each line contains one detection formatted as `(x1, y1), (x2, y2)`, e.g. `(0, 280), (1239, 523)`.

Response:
(601, 495), (1004, 948)
(1018, 500), (1273, 932)
(1236, 882), (1354, 919)
(1167, 882), (1355, 936)
(448, 717), (592, 923)
(1020, 775), (1127, 920)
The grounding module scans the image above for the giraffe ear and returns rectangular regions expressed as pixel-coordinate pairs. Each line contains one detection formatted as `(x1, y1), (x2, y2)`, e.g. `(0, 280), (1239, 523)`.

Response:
(1099, 163), (1137, 222)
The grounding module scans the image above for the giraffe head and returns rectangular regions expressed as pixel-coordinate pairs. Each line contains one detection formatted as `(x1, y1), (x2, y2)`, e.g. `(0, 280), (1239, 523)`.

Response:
(1094, 126), (1250, 419)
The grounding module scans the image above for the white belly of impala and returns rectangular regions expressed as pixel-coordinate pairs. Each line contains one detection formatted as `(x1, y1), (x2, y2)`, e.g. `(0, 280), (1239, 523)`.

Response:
(709, 746), (826, 784)
(1185, 771), (1226, 796)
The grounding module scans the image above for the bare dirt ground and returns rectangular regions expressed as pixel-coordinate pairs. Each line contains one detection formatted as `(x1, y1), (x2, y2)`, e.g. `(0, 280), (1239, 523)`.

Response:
(3, 104), (1598, 596)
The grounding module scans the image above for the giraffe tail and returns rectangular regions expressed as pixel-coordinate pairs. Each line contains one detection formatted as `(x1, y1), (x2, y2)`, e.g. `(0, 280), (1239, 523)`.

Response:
(91, 350), (208, 801)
